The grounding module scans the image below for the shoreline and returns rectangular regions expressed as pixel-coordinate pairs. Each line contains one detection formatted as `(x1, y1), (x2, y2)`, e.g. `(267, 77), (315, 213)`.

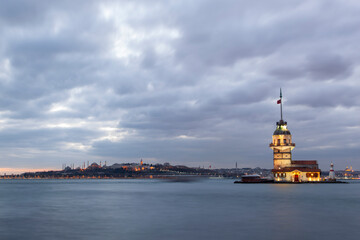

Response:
(234, 180), (349, 184)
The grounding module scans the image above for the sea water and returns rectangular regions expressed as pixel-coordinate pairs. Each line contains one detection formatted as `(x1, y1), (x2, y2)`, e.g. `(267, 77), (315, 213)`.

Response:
(0, 179), (359, 240)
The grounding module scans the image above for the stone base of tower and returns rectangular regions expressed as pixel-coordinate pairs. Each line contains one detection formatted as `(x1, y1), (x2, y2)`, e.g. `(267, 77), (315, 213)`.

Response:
(272, 167), (321, 182)
(272, 161), (321, 182)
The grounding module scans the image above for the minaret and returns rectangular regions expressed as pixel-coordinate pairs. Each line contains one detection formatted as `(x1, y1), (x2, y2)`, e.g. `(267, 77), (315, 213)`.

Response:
(329, 162), (336, 181)
(269, 89), (295, 169)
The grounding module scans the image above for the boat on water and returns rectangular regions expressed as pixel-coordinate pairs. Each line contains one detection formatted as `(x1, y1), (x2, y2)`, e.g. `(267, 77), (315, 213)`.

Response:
(234, 174), (274, 183)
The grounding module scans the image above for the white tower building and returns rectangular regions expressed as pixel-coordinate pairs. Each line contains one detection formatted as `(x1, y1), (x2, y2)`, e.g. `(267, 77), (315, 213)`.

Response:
(329, 162), (336, 181)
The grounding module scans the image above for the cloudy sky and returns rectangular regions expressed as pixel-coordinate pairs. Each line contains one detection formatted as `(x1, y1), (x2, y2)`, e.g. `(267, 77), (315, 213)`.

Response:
(0, 0), (360, 173)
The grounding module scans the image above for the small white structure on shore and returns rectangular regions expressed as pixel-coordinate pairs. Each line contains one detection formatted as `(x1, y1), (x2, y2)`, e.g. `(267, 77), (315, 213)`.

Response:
(329, 162), (336, 181)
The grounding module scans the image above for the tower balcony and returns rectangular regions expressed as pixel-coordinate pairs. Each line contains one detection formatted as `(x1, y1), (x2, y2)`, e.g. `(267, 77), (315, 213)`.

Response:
(269, 143), (295, 147)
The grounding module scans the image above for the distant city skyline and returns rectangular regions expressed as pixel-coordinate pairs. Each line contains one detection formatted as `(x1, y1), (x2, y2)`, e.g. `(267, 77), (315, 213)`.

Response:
(0, 0), (360, 174)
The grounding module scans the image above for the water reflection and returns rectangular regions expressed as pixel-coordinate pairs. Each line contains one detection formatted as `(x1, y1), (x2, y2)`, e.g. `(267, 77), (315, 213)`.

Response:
(0, 179), (359, 240)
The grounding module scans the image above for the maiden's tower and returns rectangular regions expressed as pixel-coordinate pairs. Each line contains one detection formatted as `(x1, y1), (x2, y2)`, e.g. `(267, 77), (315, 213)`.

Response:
(270, 90), (321, 182)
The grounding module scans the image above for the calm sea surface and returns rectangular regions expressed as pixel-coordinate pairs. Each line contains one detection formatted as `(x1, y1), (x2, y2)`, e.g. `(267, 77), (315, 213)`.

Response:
(0, 179), (359, 240)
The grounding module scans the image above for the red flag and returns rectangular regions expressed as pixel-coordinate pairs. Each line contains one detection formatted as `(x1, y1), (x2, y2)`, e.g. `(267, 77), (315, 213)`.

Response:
(277, 99), (281, 104)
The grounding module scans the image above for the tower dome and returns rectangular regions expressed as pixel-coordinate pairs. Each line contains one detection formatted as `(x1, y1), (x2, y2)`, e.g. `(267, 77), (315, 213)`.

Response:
(273, 120), (291, 135)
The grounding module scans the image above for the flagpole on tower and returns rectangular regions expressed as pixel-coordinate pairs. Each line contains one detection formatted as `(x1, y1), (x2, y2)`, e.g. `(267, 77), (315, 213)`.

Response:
(280, 88), (283, 121)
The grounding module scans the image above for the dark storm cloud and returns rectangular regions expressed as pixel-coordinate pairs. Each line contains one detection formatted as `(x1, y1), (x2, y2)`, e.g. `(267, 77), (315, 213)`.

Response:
(270, 54), (353, 81)
(305, 54), (353, 80)
(288, 84), (360, 108)
(0, 127), (98, 148)
(0, 0), (360, 170)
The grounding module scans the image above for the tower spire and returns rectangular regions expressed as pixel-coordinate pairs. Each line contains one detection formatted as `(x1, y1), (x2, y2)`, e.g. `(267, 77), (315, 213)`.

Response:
(280, 88), (283, 121)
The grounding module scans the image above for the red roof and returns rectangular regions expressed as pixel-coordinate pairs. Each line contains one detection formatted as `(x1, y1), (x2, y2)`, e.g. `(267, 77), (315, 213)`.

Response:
(292, 160), (318, 165)
(272, 167), (320, 173)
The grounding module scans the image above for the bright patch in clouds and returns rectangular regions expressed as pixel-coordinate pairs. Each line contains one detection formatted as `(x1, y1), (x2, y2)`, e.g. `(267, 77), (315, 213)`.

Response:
(63, 142), (91, 151)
